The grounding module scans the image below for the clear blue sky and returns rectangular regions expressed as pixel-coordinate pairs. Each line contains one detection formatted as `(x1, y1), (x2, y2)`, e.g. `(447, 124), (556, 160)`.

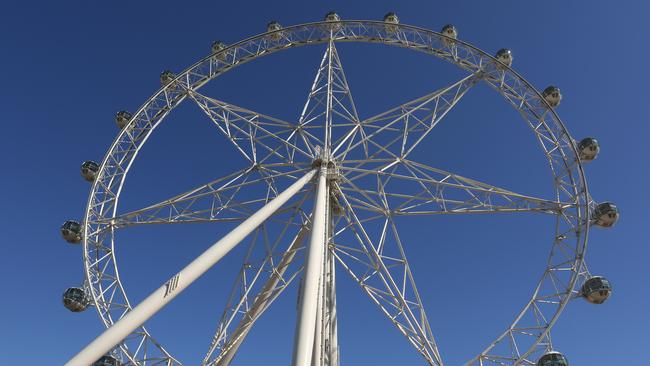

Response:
(1, 1), (648, 365)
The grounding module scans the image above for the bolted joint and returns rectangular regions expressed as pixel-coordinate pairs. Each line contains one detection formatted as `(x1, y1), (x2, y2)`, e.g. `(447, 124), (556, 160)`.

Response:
(311, 157), (323, 169)
(311, 146), (334, 169)
(310, 147), (344, 215)
(326, 160), (340, 182)
(311, 146), (324, 168)
(329, 184), (344, 216)
(325, 159), (344, 215)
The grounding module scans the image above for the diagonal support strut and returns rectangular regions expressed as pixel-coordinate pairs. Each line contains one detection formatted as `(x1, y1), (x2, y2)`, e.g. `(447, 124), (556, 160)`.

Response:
(65, 169), (317, 366)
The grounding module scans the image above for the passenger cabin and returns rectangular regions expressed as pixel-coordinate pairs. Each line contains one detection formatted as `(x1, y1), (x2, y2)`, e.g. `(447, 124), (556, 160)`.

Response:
(63, 287), (88, 312)
(81, 161), (100, 182)
(577, 137), (599, 161)
(324, 11), (341, 30)
(537, 351), (569, 366)
(594, 202), (619, 228)
(383, 12), (399, 33)
(267, 21), (283, 40)
(495, 48), (513, 67)
(160, 70), (176, 86)
(542, 86), (562, 107)
(115, 110), (132, 130)
(581, 276), (612, 304)
(441, 24), (458, 45)
(211, 41), (228, 61)
(61, 220), (82, 244)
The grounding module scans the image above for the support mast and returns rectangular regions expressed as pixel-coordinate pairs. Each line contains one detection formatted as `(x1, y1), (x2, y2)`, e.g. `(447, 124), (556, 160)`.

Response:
(65, 170), (316, 366)
(293, 33), (345, 366)
(292, 163), (329, 366)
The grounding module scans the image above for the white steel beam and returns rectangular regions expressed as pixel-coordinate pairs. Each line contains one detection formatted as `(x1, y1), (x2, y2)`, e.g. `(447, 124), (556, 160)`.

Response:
(311, 272), (324, 366)
(66, 169), (317, 366)
(319, 210), (338, 366)
(292, 166), (328, 366)
(210, 226), (309, 366)
(324, 248), (339, 366)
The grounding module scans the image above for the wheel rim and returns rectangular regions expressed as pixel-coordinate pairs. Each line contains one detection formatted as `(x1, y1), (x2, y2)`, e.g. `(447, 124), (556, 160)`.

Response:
(81, 20), (591, 365)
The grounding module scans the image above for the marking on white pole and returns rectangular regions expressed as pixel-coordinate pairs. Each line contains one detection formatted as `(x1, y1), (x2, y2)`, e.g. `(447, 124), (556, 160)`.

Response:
(164, 274), (181, 297)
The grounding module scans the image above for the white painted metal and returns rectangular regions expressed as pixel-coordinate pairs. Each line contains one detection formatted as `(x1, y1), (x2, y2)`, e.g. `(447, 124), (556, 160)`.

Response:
(105, 166), (313, 227)
(318, 201), (339, 366)
(66, 169), (316, 366)
(335, 190), (444, 366)
(201, 194), (312, 365)
(293, 165), (328, 366)
(209, 226), (309, 366)
(71, 19), (610, 366)
(323, 248), (339, 366)
(311, 271), (324, 366)
(325, 252), (340, 366)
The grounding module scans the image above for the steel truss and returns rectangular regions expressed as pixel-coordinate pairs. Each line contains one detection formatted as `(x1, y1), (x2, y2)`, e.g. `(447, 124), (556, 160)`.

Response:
(75, 20), (592, 366)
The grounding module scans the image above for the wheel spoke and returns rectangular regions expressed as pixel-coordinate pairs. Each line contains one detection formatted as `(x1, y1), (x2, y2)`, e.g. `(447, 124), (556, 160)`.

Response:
(188, 90), (314, 164)
(333, 72), (480, 162)
(99, 164), (311, 228)
(298, 39), (362, 158)
(338, 159), (570, 216)
(332, 184), (443, 366)
(73, 21), (598, 366)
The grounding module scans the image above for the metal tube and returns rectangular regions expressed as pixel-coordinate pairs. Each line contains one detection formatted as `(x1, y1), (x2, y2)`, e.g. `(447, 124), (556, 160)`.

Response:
(327, 250), (339, 366)
(311, 273), (324, 366)
(66, 169), (317, 366)
(216, 226), (309, 366)
(292, 166), (328, 366)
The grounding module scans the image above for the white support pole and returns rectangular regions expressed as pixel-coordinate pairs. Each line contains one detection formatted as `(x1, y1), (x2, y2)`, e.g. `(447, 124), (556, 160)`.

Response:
(292, 166), (328, 366)
(326, 249), (339, 366)
(66, 169), (317, 366)
(311, 272), (324, 366)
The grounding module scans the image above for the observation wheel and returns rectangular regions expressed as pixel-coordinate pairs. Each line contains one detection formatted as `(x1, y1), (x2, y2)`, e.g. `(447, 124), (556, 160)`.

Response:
(61, 13), (620, 366)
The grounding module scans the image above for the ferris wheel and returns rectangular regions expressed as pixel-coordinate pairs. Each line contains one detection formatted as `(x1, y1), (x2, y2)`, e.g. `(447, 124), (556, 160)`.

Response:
(60, 12), (620, 366)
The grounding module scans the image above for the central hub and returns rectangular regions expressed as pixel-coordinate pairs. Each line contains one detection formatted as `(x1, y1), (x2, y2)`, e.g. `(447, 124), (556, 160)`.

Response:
(310, 147), (343, 215)
(310, 146), (340, 181)
(311, 146), (328, 166)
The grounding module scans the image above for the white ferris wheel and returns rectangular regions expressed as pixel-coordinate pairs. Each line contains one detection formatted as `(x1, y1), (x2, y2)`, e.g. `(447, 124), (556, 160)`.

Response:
(60, 12), (620, 366)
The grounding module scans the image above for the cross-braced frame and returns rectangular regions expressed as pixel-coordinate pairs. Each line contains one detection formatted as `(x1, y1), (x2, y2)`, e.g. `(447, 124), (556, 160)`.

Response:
(76, 19), (594, 366)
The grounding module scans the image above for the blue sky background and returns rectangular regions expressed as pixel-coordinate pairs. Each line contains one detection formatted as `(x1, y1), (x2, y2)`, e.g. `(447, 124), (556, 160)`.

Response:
(1, 1), (648, 364)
